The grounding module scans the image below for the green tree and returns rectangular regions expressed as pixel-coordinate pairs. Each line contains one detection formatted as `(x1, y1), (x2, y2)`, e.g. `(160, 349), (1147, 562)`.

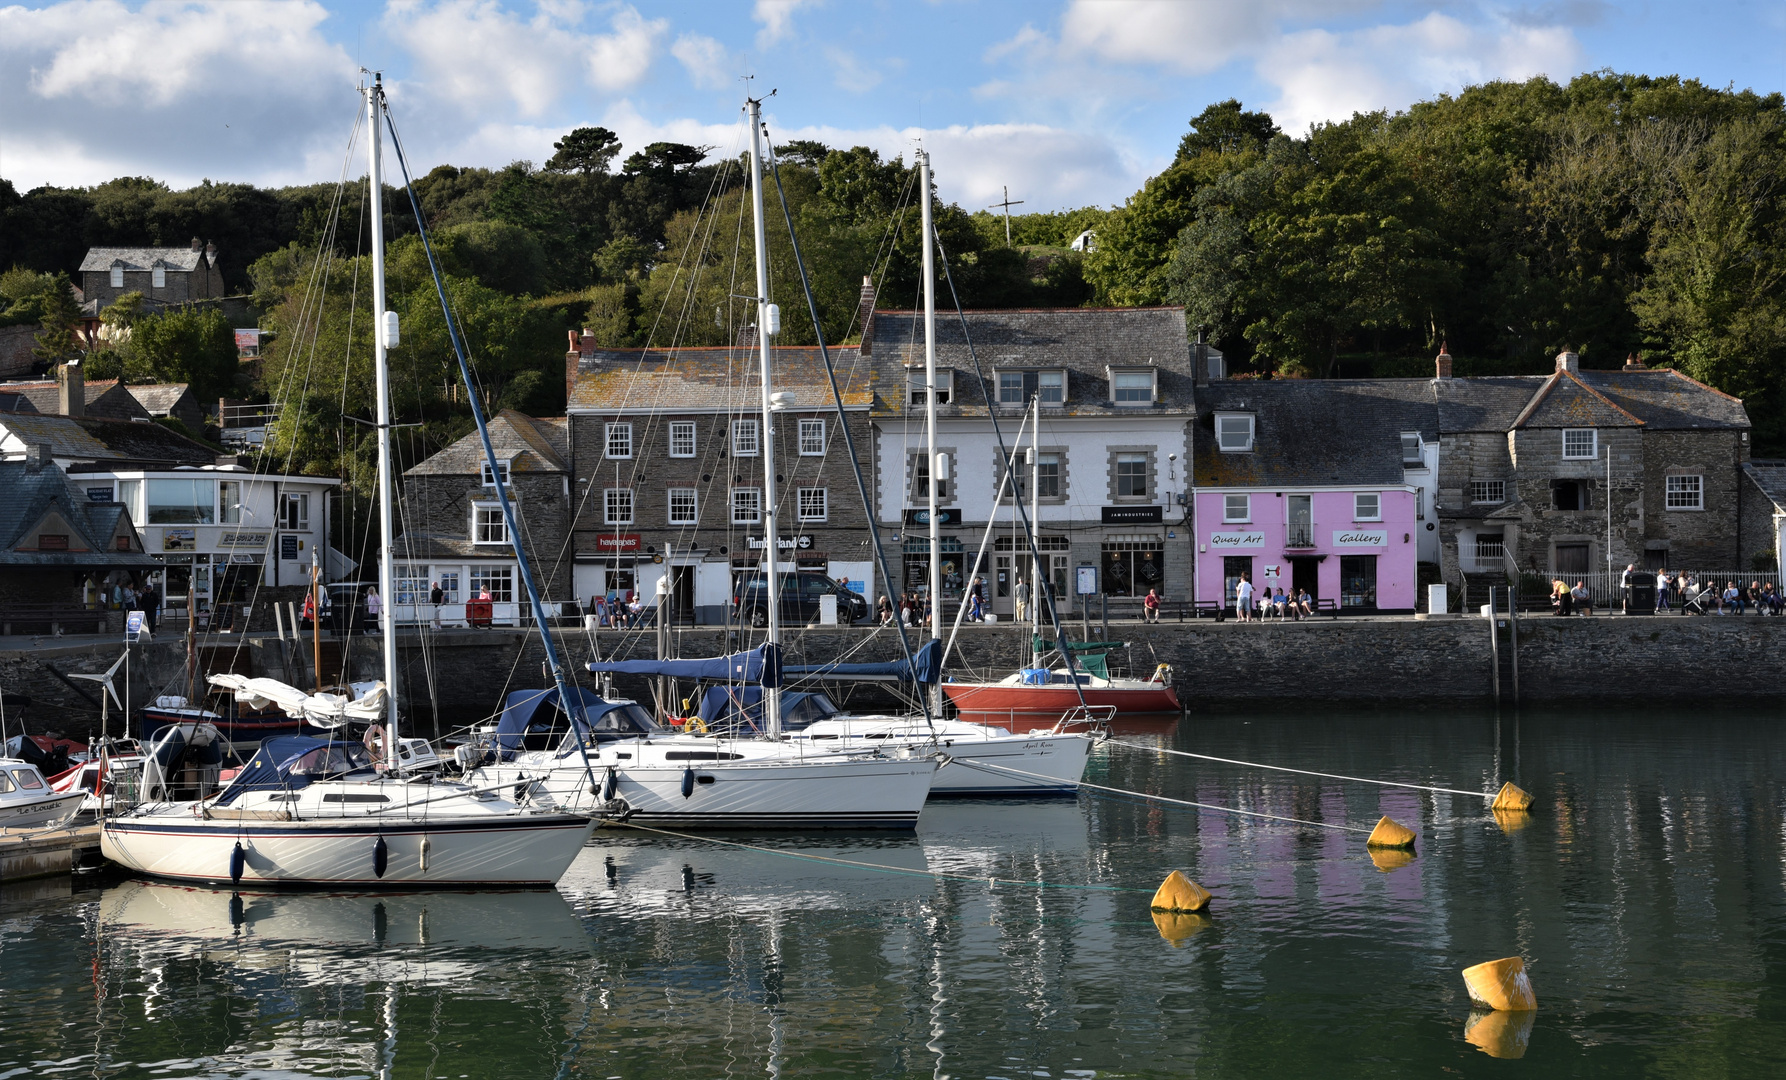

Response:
(31, 272), (82, 366)
(126, 305), (238, 401)
(544, 126), (622, 175)
(1177, 99), (1281, 161)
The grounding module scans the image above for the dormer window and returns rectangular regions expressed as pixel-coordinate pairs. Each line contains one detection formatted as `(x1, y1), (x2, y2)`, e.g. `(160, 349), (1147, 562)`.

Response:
(996, 369), (1065, 406)
(906, 367), (952, 406)
(1401, 433), (1424, 466)
(151, 261), (166, 289)
(1110, 368), (1156, 405)
(1215, 413), (1254, 453)
(110, 262), (124, 289)
(480, 460), (511, 487)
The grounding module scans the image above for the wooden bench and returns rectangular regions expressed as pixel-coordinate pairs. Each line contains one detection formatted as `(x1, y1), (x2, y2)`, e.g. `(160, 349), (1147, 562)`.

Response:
(0, 605), (110, 636)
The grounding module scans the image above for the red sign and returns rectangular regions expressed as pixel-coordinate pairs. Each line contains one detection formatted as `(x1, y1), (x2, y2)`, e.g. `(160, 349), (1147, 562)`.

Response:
(597, 533), (641, 552)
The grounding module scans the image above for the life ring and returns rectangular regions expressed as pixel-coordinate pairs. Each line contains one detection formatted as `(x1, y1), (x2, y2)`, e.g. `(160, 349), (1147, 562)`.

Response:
(363, 724), (388, 762)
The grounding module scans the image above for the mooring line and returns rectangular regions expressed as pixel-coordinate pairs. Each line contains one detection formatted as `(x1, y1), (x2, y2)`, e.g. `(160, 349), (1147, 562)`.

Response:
(1103, 740), (1493, 801)
(602, 821), (1155, 893)
(943, 758), (1374, 834)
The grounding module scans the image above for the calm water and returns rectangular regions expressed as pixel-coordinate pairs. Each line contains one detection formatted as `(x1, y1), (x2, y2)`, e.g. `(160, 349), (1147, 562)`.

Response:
(4, 708), (1786, 1078)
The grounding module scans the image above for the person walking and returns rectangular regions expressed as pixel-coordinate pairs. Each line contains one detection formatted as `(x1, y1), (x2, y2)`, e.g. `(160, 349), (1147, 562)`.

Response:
(1621, 563), (1635, 613)
(1235, 574), (1254, 623)
(1656, 568), (1672, 613)
(1143, 588), (1161, 624)
(430, 581), (444, 629)
(877, 594), (893, 625)
(364, 586), (382, 635)
(1014, 578), (1029, 623)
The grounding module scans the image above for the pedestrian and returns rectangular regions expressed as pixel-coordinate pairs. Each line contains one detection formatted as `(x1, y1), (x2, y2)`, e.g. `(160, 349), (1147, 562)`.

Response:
(1143, 588), (1161, 623)
(1572, 580), (1593, 615)
(1656, 568), (1671, 612)
(364, 586), (382, 634)
(142, 581), (160, 633)
(877, 594), (893, 625)
(1014, 578), (1029, 622)
(430, 580), (444, 629)
(967, 589), (984, 622)
(1235, 573), (1254, 623)
(1621, 563), (1635, 613)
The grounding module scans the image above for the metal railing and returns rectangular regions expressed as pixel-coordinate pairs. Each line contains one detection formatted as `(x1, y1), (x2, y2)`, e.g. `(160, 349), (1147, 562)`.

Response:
(1498, 570), (1782, 612)
(1285, 522), (1316, 548)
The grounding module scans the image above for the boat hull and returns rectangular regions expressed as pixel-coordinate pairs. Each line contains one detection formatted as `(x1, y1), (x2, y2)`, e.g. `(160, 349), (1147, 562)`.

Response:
(0, 789), (86, 828)
(924, 733), (1092, 795)
(139, 707), (310, 744)
(942, 682), (1181, 728)
(100, 811), (595, 888)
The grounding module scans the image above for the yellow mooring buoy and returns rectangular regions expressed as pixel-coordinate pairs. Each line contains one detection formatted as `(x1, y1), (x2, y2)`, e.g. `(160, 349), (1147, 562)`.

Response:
(1152, 910), (1212, 946)
(1463, 1008), (1536, 1059)
(1366, 816), (1417, 849)
(1150, 870), (1211, 913)
(1368, 846), (1416, 873)
(1492, 808), (1533, 835)
(1491, 782), (1535, 812)
(1461, 956), (1537, 1011)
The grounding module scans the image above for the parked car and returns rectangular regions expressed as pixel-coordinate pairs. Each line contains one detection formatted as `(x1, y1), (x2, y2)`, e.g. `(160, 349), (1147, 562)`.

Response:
(734, 572), (869, 627)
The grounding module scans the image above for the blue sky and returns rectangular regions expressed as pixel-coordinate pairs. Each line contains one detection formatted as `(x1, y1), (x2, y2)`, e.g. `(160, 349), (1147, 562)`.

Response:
(2, 1), (1781, 211)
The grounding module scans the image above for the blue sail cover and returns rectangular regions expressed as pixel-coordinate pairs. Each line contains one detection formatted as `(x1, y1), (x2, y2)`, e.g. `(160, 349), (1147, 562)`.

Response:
(782, 639), (941, 685)
(697, 687), (838, 732)
(493, 685), (625, 755)
(214, 736), (353, 805)
(586, 644), (780, 687)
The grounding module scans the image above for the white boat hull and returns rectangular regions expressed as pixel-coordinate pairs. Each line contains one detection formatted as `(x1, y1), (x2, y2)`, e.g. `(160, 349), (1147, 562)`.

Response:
(0, 788), (86, 829)
(924, 733), (1093, 795)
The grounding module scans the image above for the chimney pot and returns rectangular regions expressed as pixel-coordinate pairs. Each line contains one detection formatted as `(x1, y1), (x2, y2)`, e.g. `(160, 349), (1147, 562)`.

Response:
(190, 236), (203, 252)
(1435, 341), (1453, 380)
(204, 241), (217, 259)
(1623, 352), (1646, 371)
(1555, 349), (1579, 374)
(856, 277), (877, 355)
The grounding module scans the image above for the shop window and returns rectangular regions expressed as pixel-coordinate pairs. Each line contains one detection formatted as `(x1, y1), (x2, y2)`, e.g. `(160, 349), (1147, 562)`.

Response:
(1340, 555), (1377, 609)
(901, 535), (965, 598)
(435, 570), (460, 603)
(469, 566), (513, 602)
(1101, 539), (1163, 597)
(394, 567), (428, 605)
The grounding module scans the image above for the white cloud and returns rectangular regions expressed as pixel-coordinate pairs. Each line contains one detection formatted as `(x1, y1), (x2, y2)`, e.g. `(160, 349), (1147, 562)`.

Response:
(671, 33), (734, 90)
(586, 6), (670, 91)
(825, 47), (883, 93)
(753, 0), (820, 48)
(1058, 0), (1352, 75)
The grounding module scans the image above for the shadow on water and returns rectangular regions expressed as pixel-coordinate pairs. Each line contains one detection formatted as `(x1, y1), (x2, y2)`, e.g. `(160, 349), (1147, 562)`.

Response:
(3, 706), (1786, 1077)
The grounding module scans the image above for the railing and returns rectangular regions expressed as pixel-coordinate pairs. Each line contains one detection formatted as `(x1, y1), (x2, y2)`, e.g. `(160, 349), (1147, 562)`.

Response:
(1285, 522), (1316, 548)
(1494, 571), (1782, 612)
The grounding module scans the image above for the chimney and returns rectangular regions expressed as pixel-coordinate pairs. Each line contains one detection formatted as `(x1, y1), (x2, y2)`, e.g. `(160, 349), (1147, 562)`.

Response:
(1193, 325), (1209, 387)
(1555, 348), (1579, 374)
(190, 236), (203, 252)
(736, 323), (759, 350)
(58, 360), (84, 417)
(23, 444), (50, 473)
(856, 277), (877, 355)
(1435, 340), (1453, 380)
(214, 453), (249, 468)
(204, 240), (217, 263)
(1623, 352), (1646, 371)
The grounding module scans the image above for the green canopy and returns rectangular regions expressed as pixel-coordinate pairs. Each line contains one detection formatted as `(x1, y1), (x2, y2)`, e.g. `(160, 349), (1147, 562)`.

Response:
(1031, 637), (1126, 655)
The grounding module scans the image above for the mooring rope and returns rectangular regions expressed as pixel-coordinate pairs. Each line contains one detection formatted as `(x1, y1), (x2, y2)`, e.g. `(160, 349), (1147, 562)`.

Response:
(604, 821), (1154, 893)
(942, 758), (1374, 834)
(1103, 741), (1494, 800)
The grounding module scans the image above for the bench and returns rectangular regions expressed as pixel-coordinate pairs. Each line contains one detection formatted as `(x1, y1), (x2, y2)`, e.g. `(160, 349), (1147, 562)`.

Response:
(0, 605), (110, 636)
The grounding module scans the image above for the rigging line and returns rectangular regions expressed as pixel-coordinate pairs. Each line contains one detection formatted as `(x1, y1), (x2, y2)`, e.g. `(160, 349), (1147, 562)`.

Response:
(929, 225), (1089, 707)
(764, 129), (937, 733)
(1103, 740), (1502, 800)
(941, 758), (1376, 834)
(604, 821), (1155, 893)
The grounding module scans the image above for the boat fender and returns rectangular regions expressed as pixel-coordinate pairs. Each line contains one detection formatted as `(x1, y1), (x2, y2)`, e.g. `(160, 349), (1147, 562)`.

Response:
(373, 835), (388, 879)
(602, 766), (618, 801)
(513, 781), (530, 805)
(229, 841), (246, 883)
(680, 767), (695, 799)
(419, 835), (431, 872)
(1491, 781), (1535, 812)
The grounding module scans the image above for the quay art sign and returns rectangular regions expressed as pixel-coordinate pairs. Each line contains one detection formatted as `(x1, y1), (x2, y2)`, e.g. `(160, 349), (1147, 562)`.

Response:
(1332, 530), (1388, 548)
(1208, 531), (1265, 549)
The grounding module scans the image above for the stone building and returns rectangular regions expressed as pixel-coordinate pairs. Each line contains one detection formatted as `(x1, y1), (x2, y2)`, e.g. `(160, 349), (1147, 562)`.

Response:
(565, 334), (877, 624)
(126, 383), (207, 431)
(1739, 461), (1786, 579)
(78, 239), (225, 311)
(3, 361), (151, 421)
(864, 302), (1195, 617)
(0, 446), (158, 616)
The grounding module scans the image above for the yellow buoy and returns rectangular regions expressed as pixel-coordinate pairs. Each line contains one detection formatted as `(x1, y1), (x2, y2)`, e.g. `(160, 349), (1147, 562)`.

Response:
(1492, 808), (1533, 834)
(1461, 956), (1537, 1011)
(1366, 816), (1417, 849)
(1152, 909), (1212, 945)
(1150, 870), (1211, 913)
(1491, 781), (1535, 812)
(1368, 846), (1416, 873)
(1464, 1008), (1535, 1059)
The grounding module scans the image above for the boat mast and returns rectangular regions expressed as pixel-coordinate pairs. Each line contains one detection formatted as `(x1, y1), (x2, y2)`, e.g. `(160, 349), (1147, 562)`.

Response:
(1030, 394), (1042, 667)
(747, 96), (783, 741)
(920, 149), (942, 713)
(365, 74), (401, 761)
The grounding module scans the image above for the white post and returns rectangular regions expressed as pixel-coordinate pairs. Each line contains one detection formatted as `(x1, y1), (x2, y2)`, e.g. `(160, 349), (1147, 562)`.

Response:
(366, 75), (400, 763)
(746, 97), (783, 741)
(921, 150), (942, 689)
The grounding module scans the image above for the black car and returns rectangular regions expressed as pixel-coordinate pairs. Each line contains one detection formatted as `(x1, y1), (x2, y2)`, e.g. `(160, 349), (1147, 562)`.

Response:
(734, 571), (870, 627)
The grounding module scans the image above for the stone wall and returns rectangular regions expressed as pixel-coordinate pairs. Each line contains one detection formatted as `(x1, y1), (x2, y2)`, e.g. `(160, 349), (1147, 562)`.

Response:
(0, 325), (38, 379)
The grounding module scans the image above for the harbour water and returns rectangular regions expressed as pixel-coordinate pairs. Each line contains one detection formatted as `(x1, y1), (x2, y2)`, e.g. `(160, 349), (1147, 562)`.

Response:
(3, 707), (1784, 1077)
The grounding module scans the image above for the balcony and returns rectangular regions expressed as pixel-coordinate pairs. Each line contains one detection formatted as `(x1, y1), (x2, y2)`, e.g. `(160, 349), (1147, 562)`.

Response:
(1285, 522), (1317, 549)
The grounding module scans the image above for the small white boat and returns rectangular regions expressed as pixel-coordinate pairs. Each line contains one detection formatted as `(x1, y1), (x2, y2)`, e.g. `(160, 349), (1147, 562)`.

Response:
(0, 758), (86, 830)
(47, 737), (146, 813)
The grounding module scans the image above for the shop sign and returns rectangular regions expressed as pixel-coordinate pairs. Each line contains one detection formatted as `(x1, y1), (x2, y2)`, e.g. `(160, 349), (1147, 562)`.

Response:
(904, 508), (961, 526)
(1101, 505), (1163, 525)
(1208, 530), (1265, 549)
(280, 535), (299, 560)
(1076, 565), (1098, 595)
(1332, 530), (1387, 548)
(163, 529), (196, 552)
(597, 533), (642, 552)
(86, 486), (114, 503)
(746, 535), (814, 550)
(220, 531), (270, 547)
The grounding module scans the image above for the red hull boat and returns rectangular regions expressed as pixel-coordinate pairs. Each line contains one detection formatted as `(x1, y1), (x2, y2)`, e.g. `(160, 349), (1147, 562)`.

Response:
(942, 678), (1181, 729)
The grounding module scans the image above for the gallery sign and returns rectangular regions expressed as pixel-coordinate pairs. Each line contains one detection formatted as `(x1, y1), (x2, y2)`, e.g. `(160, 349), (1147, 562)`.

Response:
(1208, 531), (1265, 549)
(1332, 530), (1388, 548)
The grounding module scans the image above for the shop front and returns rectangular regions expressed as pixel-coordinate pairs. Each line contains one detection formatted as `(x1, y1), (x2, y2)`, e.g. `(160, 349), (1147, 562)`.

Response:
(1192, 488), (1418, 614)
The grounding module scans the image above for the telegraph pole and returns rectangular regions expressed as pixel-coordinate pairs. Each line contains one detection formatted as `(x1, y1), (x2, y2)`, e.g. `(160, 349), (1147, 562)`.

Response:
(988, 186), (1025, 246)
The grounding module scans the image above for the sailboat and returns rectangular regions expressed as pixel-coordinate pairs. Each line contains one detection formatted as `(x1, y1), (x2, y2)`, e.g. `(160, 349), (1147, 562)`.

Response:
(100, 75), (595, 888)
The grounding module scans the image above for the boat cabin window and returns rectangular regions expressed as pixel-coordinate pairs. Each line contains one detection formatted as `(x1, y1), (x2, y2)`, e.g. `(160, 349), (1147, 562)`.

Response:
(779, 693), (842, 731)
(588, 703), (661, 736)
(0, 772), (13, 793)
(287, 743), (376, 780)
(12, 769), (43, 789)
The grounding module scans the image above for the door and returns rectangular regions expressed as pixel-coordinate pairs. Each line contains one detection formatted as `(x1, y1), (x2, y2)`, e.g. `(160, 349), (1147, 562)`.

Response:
(1290, 557), (1320, 603)
(670, 565), (695, 624)
(1223, 556), (1253, 613)
(993, 555), (1014, 617)
(1287, 495), (1313, 548)
(1554, 543), (1589, 576)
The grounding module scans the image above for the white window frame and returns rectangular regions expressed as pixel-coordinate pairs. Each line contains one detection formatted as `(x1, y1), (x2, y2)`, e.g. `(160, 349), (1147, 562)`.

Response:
(1037, 369), (1064, 404)
(731, 419), (760, 456)
(605, 422), (633, 460)
(1470, 480), (1506, 504)
(469, 566), (513, 603)
(472, 501), (507, 545)
(668, 487), (698, 525)
(1110, 368), (1156, 405)
(109, 263), (123, 289)
(1223, 494), (1251, 523)
(1563, 428), (1597, 459)
(151, 263), (166, 289)
(907, 367), (952, 406)
(796, 487), (828, 522)
(280, 492), (309, 532)
(1401, 433), (1424, 466)
(1665, 474), (1704, 510)
(1354, 492), (1382, 521)
(218, 480), (241, 524)
(911, 454), (949, 501)
(1114, 453), (1149, 499)
(797, 418), (826, 456)
(480, 460), (510, 487)
(1035, 452), (1061, 499)
(995, 369), (1066, 406)
(731, 487), (762, 525)
(668, 421), (696, 458)
(603, 487), (634, 525)
(1216, 413), (1254, 453)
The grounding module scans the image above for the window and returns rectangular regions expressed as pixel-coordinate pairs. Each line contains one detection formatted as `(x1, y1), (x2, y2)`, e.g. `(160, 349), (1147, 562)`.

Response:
(1115, 453), (1149, 498)
(1666, 474), (1703, 510)
(218, 480), (241, 524)
(473, 502), (507, 544)
(151, 263), (165, 289)
(279, 492), (309, 531)
(1563, 428), (1597, 459)
(1470, 480), (1506, 504)
(1216, 413), (1254, 453)
(109, 263), (123, 289)
(1112, 369), (1155, 404)
(436, 570), (460, 603)
(1354, 492), (1381, 521)
(1401, 433), (1424, 465)
(1224, 494), (1251, 523)
(605, 423), (633, 459)
(669, 421), (696, 457)
(907, 368), (952, 405)
(394, 567), (428, 605)
(797, 487), (828, 522)
(1551, 479), (1586, 511)
(1037, 370), (1064, 404)
(667, 488), (698, 525)
(731, 487), (762, 524)
(603, 488), (634, 525)
(480, 460), (510, 487)
(1035, 453), (1060, 498)
(117, 479), (140, 517)
(798, 418), (826, 456)
(732, 418), (759, 456)
(911, 455), (949, 501)
(997, 369), (1065, 406)
(469, 566), (513, 603)
(147, 479), (217, 525)
(1416, 486), (1425, 521)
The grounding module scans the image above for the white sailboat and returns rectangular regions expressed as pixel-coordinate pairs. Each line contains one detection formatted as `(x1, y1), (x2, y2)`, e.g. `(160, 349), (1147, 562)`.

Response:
(100, 75), (595, 888)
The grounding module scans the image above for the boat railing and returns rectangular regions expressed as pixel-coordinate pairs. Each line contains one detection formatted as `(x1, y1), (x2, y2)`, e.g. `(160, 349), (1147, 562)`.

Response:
(1053, 705), (1117, 734)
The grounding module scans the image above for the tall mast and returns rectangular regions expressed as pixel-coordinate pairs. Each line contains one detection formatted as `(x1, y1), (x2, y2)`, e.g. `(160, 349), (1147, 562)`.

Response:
(366, 74), (400, 756)
(1030, 394), (1042, 665)
(920, 149), (942, 709)
(747, 96), (783, 741)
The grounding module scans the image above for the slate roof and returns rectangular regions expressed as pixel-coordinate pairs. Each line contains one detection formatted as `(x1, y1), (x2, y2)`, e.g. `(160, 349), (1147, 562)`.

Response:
(0, 392), (38, 415)
(568, 347), (874, 413)
(1744, 461), (1786, 512)
(126, 383), (195, 417)
(405, 411), (568, 476)
(0, 414), (217, 466)
(3, 379), (151, 421)
(1433, 369), (1749, 433)
(79, 246), (212, 273)
(864, 306), (1192, 416)
(0, 460), (158, 569)
(1191, 378), (1438, 488)
(1577, 369), (1749, 430)
(387, 532), (514, 561)
(1514, 370), (1642, 429)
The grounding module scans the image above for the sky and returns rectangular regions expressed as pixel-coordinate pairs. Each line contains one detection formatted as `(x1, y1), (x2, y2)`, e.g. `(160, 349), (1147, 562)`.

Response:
(1, 0), (1781, 212)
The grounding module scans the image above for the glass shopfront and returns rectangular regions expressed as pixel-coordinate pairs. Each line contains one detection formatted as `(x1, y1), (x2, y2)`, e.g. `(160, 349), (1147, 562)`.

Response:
(1340, 555), (1378, 609)
(1100, 536), (1163, 597)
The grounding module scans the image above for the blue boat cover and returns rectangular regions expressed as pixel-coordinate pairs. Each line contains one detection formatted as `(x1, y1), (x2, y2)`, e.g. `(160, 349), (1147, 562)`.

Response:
(783, 639), (941, 684)
(586, 644), (780, 687)
(696, 687), (838, 732)
(494, 686), (636, 758)
(215, 736), (371, 805)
